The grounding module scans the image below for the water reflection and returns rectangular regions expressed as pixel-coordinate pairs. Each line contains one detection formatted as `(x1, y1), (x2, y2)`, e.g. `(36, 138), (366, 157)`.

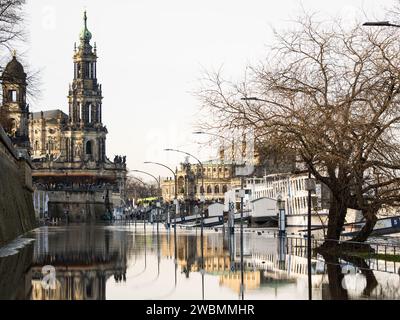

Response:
(0, 244), (33, 300)
(321, 253), (379, 300)
(30, 225), (128, 300)
(0, 223), (399, 300)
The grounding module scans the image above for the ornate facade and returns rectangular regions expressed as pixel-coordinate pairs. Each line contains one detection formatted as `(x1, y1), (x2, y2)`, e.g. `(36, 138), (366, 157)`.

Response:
(161, 159), (241, 203)
(1, 11), (127, 221)
(0, 51), (30, 155)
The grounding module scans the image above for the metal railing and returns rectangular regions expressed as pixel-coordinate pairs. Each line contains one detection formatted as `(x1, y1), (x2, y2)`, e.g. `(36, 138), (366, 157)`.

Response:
(283, 236), (400, 274)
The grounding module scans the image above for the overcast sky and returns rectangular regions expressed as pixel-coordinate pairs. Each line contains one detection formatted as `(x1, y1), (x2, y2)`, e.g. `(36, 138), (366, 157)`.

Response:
(20, 0), (395, 180)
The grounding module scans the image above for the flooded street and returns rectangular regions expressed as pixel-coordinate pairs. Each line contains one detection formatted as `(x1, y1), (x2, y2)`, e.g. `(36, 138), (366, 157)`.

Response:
(0, 223), (399, 300)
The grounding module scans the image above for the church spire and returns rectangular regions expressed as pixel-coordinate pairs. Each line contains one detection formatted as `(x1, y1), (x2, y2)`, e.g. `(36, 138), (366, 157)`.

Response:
(79, 10), (92, 43)
(69, 11), (102, 127)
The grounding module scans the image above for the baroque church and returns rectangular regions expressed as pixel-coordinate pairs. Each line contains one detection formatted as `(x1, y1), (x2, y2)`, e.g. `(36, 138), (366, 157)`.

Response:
(0, 11), (127, 221)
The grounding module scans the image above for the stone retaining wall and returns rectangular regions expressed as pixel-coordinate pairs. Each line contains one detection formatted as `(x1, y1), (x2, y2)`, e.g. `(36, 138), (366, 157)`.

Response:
(0, 126), (36, 246)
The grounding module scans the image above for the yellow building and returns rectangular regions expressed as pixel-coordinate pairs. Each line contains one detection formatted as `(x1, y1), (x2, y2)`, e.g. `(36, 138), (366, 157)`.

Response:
(161, 160), (241, 203)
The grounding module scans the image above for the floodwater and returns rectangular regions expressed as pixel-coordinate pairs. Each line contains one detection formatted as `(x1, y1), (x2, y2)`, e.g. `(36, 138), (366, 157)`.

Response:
(0, 223), (399, 300)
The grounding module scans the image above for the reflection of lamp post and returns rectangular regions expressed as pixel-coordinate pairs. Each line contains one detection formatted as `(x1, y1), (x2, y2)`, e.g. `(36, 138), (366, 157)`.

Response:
(277, 193), (286, 270)
(238, 180), (245, 300)
(305, 173), (316, 301)
(234, 164), (253, 301)
(277, 193), (286, 237)
(144, 161), (178, 245)
(164, 148), (205, 300)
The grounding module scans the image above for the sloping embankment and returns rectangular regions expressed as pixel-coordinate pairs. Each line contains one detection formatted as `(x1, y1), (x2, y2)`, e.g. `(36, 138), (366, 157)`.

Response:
(0, 154), (36, 246)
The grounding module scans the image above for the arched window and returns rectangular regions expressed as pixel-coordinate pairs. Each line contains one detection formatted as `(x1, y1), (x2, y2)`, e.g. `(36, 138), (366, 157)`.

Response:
(222, 185), (228, 193)
(86, 140), (92, 155)
(35, 141), (39, 151)
(199, 186), (204, 194)
(214, 185), (220, 194)
(207, 185), (212, 194)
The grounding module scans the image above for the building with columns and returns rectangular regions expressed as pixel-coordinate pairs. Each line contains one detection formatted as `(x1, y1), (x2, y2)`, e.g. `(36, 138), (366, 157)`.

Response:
(161, 159), (241, 204)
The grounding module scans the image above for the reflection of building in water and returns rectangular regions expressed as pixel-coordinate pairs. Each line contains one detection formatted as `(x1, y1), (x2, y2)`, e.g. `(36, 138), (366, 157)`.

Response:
(29, 226), (130, 300)
(143, 231), (400, 298)
(31, 267), (112, 300)
(219, 271), (261, 292)
(158, 232), (265, 293)
(160, 233), (230, 274)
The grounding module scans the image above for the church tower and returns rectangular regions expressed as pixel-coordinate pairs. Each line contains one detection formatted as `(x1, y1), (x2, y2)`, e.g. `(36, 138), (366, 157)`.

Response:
(30, 10), (127, 222)
(0, 51), (30, 152)
(64, 11), (106, 163)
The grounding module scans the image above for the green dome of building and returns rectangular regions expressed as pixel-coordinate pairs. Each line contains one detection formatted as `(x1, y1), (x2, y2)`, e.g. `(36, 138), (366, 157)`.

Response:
(79, 10), (92, 42)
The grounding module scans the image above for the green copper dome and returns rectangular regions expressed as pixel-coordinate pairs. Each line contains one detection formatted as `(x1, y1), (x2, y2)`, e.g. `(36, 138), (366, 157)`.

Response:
(79, 10), (92, 42)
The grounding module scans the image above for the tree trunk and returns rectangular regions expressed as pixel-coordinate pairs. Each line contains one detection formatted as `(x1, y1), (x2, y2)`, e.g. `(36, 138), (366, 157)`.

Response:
(349, 209), (378, 243)
(325, 192), (348, 245)
(321, 253), (349, 300)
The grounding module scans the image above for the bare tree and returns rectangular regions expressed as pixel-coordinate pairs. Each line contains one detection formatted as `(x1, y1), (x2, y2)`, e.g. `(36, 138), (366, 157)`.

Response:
(0, 1), (42, 107)
(197, 15), (400, 247)
(126, 176), (158, 202)
(0, 0), (25, 50)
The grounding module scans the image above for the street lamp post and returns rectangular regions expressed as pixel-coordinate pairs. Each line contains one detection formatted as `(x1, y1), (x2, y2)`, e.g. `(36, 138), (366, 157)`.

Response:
(129, 175), (147, 210)
(193, 131), (248, 299)
(238, 177), (245, 300)
(164, 148), (205, 300)
(241, 96), (318, 299)
(193, 131), (236, 235)
(144, 161), (179, 265)
(277, 194), (286, 237)
(130, 169), (161, 228)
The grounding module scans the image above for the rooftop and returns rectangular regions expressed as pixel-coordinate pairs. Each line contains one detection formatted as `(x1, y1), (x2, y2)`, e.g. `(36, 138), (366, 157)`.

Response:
(31, 109), (68, 120)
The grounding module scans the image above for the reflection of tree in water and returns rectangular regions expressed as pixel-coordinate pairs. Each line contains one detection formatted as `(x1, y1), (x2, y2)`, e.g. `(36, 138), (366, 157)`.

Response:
(322, 253), (348, 300)
(178, 234), (197, 278)
(321, 252), (378, 300)
(343, 255), (378, 297)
